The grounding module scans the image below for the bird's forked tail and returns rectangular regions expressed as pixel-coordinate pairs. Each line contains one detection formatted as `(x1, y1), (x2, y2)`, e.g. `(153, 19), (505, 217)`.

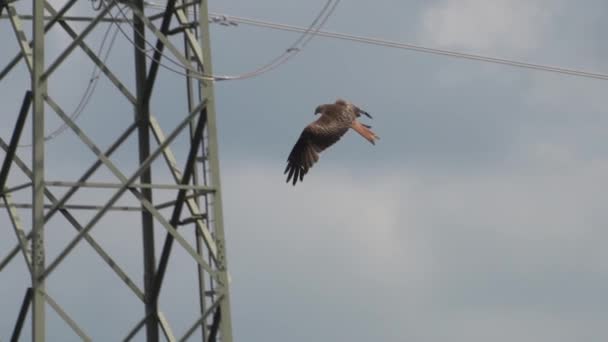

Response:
(351, 120), (379, 145)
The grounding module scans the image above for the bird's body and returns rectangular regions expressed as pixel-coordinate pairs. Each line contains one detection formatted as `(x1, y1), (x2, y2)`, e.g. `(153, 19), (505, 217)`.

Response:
(284, 99), (379, 185)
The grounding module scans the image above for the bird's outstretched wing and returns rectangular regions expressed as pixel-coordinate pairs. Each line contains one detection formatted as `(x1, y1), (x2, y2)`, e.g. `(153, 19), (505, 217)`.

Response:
(284, 115), (350, 185)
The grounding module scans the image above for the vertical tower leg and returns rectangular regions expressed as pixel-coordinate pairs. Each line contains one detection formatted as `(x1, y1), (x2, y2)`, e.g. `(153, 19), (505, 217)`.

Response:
(31, 0), (46, 340)
(198, 1), (234, 340)
(184, 35), (209, 341)
(132, 0), (159, 340)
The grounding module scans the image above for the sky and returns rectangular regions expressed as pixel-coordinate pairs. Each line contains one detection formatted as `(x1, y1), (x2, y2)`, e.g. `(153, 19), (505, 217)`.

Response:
(2, 0), (608, 341)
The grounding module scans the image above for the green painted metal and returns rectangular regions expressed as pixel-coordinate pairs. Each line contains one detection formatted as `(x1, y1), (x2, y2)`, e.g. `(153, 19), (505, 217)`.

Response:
(154, 101), (208, 300)
(31, 0), (46, 338)
(11, 288), (33, 341)
(40, 98), (211, 281)
(42, 290), (91, 341)
(0, 91), (32, 193)
(132, 0), (159, 339)
(41, 2), (115, 82)
(184, 29), (210, 341)
(0, 0), (78, 81)
(6, 4), (34, 73)
(4, 192), (32, 274)
(199, 1), (234, 339)
(1, 0), (234, 339)
(149, 116), (219, 261)
(157, 311), (177, 342)
(123, 315), (148, 341)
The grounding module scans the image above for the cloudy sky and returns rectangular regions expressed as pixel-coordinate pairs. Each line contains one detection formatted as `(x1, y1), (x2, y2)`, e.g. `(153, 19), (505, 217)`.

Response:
(2, 0), (608, 340)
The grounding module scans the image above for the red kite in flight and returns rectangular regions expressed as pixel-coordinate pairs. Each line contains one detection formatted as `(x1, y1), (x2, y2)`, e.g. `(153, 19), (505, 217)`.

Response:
(284, 99), (379, 185)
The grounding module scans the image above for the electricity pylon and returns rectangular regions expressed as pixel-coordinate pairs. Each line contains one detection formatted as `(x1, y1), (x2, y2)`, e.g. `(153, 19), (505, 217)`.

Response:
(0, 0), (233, 340)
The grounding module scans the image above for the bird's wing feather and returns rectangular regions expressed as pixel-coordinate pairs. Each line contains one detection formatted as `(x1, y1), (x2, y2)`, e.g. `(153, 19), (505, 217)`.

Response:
(284, 115), (350, 185)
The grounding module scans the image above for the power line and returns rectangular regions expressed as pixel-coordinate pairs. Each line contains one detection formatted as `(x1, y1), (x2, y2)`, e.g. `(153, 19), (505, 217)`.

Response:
(210, 13), (608, 82)
(18, 9), (121, 148)
(4, 3), (604, 81)
(111, 0), (341, 81)
(16, 1), (342, 146)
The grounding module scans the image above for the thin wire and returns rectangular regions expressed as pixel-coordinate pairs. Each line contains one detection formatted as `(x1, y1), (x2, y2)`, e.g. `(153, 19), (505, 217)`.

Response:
(300, 0), (340, 48)
(104, 2), (214, 79)
(143, 2), (608, 81)
(50, 25), (121, 138)
(215, 14), (608, 82)
(116, 0), (337, 80)
(112, 2), (192, 71)
(213, 0), (340, 81)
(111, 0), (340, 81)
(18, 9), (122, 148)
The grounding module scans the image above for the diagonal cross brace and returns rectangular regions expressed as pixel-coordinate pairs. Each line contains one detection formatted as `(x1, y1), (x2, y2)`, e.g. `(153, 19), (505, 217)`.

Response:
(44, 122), (138, 223)
(153, 104), (207, 300)
(143, 0), (178, 104)
(42, 3), (219, 263)
(3, 192), (33, 274)
(158, 311), (177, 342)
(0, 0), (79, 81)
(0, 91), (33, 274)
(5, 4), (35, 74)
(149, 116), (219, 263)
(123, 314), (149, 342)
(0, 91), (32, 192)
(42, 290), (92, 341)
(10, 288), (33, 342)
(42, 96), (216, 278)
(178, 294), (223, 342)
(126, 1), (202, 79)
(41, 0), (115, 82)
(173, 0), (206, 71)
(39, 97), (214, 282)
(0, 137), (146, 301)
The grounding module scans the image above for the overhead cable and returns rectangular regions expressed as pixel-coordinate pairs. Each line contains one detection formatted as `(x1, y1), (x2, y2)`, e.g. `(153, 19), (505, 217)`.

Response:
(110, 0), (341, 81)
(19, 11), (121, 148)
(211, 13), (608, 82)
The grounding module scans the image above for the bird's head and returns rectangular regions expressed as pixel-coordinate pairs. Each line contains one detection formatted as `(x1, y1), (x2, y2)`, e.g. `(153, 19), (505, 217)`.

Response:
(335, 98), (348, 106)
(314, 105), (323, 115)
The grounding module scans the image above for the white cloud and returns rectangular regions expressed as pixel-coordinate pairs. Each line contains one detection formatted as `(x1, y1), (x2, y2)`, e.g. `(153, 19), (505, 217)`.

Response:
(223, 160), (430, 283)
(2, 153), (608, 340)
(422, 310), (607, 342)
(420, 0), (559, 54)
(222, 157), (608, 341)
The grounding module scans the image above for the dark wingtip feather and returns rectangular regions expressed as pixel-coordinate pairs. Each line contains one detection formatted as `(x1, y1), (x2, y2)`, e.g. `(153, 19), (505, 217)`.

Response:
(360, 110), (373, 119)
(286, 165), (296, 183)
(292, 169), (299, 185)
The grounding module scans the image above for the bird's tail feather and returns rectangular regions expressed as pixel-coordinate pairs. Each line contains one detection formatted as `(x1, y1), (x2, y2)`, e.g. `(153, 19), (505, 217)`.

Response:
(351, 120), (379, 145)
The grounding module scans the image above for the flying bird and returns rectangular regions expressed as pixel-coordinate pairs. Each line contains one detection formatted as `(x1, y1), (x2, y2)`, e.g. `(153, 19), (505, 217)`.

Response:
(284, 99), (379, 185)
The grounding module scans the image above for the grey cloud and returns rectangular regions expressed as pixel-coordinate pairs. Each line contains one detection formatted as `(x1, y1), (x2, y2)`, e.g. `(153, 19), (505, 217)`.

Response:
(3, 0), (608, 341)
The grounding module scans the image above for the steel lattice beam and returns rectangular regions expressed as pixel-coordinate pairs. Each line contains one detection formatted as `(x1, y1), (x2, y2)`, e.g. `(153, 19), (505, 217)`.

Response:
(0, 0), (234, 340)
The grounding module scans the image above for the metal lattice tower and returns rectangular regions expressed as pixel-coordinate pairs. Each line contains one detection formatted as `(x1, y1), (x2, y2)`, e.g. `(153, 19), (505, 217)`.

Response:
(0, 0), (233, 340)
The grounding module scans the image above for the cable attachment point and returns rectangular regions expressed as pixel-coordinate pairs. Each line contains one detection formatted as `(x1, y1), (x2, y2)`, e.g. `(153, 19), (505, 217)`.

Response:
(209, 15), (238, 27)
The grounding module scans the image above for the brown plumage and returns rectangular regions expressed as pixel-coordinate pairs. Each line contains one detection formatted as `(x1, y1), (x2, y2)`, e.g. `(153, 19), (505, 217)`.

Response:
(284, 99), (379, 185)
